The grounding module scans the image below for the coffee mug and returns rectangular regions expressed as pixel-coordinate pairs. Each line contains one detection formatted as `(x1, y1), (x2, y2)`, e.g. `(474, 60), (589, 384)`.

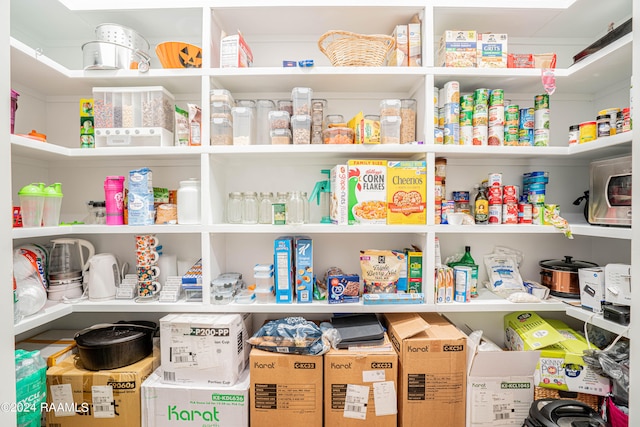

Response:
(138, 280), (162, 297)
(135, 234), (159, 251)
(136, 249), (159, 266)
(136, 265), (160, 281)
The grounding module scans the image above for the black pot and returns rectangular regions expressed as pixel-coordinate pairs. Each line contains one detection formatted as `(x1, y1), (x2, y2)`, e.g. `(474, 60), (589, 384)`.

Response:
(74, 320), (156, 370)
(524, 399), (606, 427)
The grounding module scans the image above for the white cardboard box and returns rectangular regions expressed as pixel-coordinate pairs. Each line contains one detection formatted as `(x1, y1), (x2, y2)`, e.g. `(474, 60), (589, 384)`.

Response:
(142, 367), (249, 427)
(467, 350), (540, 427)
(579, 267), (606, 313)
(159, 313), (252, 386)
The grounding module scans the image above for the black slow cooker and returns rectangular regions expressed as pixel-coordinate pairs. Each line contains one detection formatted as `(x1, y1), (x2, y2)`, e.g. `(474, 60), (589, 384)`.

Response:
(523, 399), (606, 426)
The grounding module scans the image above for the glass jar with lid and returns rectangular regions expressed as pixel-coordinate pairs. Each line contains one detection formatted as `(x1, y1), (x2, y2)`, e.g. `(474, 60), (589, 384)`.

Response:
(227, 192), (243, 223)
(242, 191), (258, 224)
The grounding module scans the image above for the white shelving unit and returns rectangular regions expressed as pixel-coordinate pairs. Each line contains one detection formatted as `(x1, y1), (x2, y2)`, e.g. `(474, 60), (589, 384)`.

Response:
(4, 0), (638, 425)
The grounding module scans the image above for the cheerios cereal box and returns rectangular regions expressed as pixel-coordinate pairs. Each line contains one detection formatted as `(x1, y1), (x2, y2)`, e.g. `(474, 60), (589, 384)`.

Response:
(347, 160), (387, 225)
(386, 161), (427, 224)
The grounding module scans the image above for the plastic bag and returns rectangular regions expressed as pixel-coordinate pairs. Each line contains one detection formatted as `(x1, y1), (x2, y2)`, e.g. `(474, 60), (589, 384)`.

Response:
(247, 316), (339, 355)
(483, 253), (525, 297)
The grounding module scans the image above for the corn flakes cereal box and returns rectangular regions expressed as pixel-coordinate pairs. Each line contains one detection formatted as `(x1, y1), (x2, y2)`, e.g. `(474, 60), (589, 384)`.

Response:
(347, 160), (387, 225)
(294, 236), (313, 303)
(477, 33), (508, 68)
(437, 30), (477, 67)
(386, 161), (427, 224)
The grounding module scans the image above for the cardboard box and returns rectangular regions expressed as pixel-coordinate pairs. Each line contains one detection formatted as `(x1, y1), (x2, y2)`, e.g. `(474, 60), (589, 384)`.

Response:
(295, 236), (313, 303)
(467, 350), (540, 426)
(141, 367), (249, 427)
(159, 313), (252, 386)
(45, 354), (156, 426)
(348, 112), (380, 145)
(476, 33), (507, 68)
(383, 313), (467, 427)
(16, 329), (77, 367)
(330, 164), (349, 225)
(324, 341), (398, 426)
(386, 161), (427, 225)
(388, 25), (408, 66)
(220, 31), (253, 68)
(328, 274), (361, 304)
(504, 312), (611, 396)
(274, 236), (294, 303)
(249, 348), (323, 427)
(578, 267), (606, 313)
(437, 30), (477, 67)
(407, 23), (421, 67)
(347, 160), (387, 225)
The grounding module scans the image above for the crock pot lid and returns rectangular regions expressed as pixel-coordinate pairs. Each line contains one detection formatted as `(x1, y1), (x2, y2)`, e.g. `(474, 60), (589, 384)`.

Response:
(539, 256), (598, 271)
(75, 326), (149, 347)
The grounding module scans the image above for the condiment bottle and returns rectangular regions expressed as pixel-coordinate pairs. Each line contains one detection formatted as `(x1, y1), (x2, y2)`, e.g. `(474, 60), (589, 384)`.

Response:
(474, 185), (489, 224)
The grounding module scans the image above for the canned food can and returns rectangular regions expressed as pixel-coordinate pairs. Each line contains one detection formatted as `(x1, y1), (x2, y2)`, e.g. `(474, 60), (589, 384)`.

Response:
(488, 173), (502, 187)
(434, 178), (444, 202)
(488, 186), (503, 205)
(434, 127), (444, 144)
(488, 204), (502, 224)
(460, 94), (474, 111)
(532, 203), (544, 225)
(505, 105), (519, 124)
(472, 126), (488, 145)
(459, 109), (473, 127)
(579, 122), (596, 144)
(444, 81), (460, 104)
(472, 110), (488, 127)
(518, 202), (533, 224)
(438, 107), (445, 128)
(489, 89), (504, 106)
(568, 124), (580, 145)
(502, 203), (518, 224)
(474, 88), (490, 105)
(598, 108), (620, 135)
(503, 185), (518, 203)
(488, 124), (504, 146)
(433, 86), (439, 109)
(519, 108), (534, 129)
(534, 94), (550, 110)
(441, 200), (455, 224)
(452, 191), (470, 202)
(489, 105), (505, 126)
(453, 266), (472, 303)
(504, 124), (519, 144)
(518, 128), (534, 146)
(443, 122), (460, 145)
(534, 108), (550, 130)
(444, 102), (460, 124)
(596, 114), (611, 138)
(460, 126), (473, 145)
(528, 192), (546, 205)
(534, 128), (550, 146)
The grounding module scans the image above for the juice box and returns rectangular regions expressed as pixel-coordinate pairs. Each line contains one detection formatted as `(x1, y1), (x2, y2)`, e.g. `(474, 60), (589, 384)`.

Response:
(274, 236), (294, 303)
(330, 164), (348, 225)
(477, 33), (508, 68)
(386, 161), (427, 224)
(294, 236), (313, 303)
(347, 160), (387, 225)
(407, 250), (423, 293)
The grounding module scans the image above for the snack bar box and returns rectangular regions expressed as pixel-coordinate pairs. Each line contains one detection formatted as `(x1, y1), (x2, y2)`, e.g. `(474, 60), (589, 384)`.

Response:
(46, 354), (157, 427)
(142, 367), (250, 427)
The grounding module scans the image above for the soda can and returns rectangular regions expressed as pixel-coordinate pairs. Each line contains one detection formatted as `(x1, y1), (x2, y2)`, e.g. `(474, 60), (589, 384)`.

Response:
(519, 108), (534, 129)
(488, 204), (502, 224)
(453, 266), (472, 303)
(460, 94), (474, 112)
(488, 173), (502, 187)
(488, 124), (504, 146)
(502, 202), (518, 224)
(444, 122), (460, 145)
(444, 81), (460, 104)
(489, 89), (504, 106)
(472, 126), (488, 145)
(460, 126), (473, 145)
(488, 186), (503, 205)
(534, 93), (550, 110)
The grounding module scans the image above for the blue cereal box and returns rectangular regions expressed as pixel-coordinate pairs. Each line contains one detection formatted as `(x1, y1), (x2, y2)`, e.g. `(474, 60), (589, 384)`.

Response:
(294, 236), (313, 303)
(274, 236), (294, 303)
(328, 274), (361, 304)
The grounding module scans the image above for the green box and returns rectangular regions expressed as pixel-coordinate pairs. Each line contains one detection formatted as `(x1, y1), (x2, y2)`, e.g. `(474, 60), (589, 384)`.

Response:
(272, 203), (286, 225)
(407, 251), (423, 293)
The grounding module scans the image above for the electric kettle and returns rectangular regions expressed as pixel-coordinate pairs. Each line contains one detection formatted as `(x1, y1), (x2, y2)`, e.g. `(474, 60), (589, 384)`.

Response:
(48, 238), (95, 283)
(87, 253), (123, 301)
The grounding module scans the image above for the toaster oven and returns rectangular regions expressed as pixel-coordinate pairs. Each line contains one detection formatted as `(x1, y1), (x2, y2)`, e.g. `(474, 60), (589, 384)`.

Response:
(589, 155), (631, 227)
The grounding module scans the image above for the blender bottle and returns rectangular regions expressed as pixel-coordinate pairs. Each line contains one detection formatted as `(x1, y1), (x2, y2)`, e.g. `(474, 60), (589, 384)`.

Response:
(18, 183), (45, 227)
(42, 183), (63, 227)
(104, 176), (125, 225)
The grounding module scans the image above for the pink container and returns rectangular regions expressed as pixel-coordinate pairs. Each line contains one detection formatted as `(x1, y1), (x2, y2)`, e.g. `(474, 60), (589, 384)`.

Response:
(104, 176), (125, 225)
(11, 89), (19, 134)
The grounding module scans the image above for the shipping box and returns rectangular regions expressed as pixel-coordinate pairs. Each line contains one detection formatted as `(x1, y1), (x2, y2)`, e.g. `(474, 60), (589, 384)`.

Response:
(467, 348), (540, 426)
(504, 312), (611, 396)
(141, 367), (250, 427)
(250, 348), (323, 427)
(324, 337), (398, 426)
(45, 354), (156, 427)
(159, 313), (252, 386)
(16, 329), (77, 367)
(383, 312), (466, 427)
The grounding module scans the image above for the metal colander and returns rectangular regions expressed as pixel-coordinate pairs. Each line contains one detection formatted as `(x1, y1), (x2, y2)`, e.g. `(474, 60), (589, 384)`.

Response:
(95, 23), (150, 52)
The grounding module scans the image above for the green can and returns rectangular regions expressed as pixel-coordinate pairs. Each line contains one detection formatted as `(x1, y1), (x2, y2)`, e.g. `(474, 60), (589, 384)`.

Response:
(460, 94), (474, 111)
(504, 125), (519, 145)
(534, 94), (550, 110)
(489, 89), (504, 106)
(473, 88), (489, 106)
(459, 109), (473, 126)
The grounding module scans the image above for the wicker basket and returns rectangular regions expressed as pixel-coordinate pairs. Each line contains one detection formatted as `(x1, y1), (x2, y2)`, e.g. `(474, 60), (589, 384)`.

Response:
(534, 386), (601, 412)
(318, 30), (395, 67)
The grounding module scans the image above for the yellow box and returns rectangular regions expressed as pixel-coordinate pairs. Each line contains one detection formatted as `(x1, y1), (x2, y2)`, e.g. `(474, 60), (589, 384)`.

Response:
(348, 112), (380, 144)
(80, 98), (94, 117)
(386, 161), (427, 225)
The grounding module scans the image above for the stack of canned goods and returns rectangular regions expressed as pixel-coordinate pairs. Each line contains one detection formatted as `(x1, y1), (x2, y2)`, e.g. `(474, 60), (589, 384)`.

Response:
(488, 89), (504, 146)
(522, 171), (549, 224)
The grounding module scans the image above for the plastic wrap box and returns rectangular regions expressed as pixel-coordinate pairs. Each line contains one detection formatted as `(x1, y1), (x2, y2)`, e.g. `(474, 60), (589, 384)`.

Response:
(159, 313), (252, 387)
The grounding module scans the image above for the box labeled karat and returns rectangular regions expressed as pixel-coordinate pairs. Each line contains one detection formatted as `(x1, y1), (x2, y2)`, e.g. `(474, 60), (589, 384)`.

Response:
(250, 348), (323, 427)
(141, 367), (250, 427)
(159, 313), (252, 387)
(324, 340), (398, 427)
(383, 313), (466, 427)
(46, 354), (157, 427)
(407, 22), (421, 67)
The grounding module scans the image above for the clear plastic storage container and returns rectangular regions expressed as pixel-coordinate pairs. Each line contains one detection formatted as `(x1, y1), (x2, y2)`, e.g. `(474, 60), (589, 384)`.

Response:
(210, 101), (233, 120)
(291, 114), (311, 144)
(256, 99), (276, 145)
(209, 89), (234, 105)
(93, 86), (175, 131)
(268, 110), (291, 130)
(380, 98), (402, 117)
(380, 115), (402, 144)
(291, 87), (312, 115)
(270, 128), (292, 145)
(210, 117), (233, 145)
(232, 106), (254, 145)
